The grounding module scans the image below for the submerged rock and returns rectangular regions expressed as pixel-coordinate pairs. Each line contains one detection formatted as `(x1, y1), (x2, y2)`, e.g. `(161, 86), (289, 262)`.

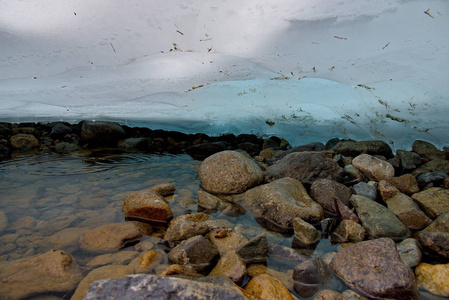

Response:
(330, 238), (419, 299)
(0, 249), (82, 300)
(292, 258), (334, 298)
(199, 150), (264, 194)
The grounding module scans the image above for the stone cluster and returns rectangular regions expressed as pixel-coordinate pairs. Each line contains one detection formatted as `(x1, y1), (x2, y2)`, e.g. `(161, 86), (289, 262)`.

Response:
(0, 121), (449, 299)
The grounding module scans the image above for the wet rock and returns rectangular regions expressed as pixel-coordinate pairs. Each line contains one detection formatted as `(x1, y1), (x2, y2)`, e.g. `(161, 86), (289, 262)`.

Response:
(266, 151), (345, 184)
(329, 140), (393, 158)
(417, 171), (449, 188)
(164, 213), (211, 242)
(0, 249), (82, 300)
(397, 238), (422, 268)
(310, 179), (352, 214)
(0, 210), (7, 232)
(184, 141), (229, 160)
(236, 233), (268, 264)
(396, 149), (422, 170)
(352, 182), (378, 201)
(341, 289), (369, 300)
(330, 220), (365, 243)
(292, 217), (321, 247)
(10, 133), (39, 151)
(199, 150), (264, 194)
(209, 250), (246, 284)
(350, 195), (410, 239)
(232, 177), (323, 232)
(268, 243), (309, 262)
(118, 137), (153, 151)
(333, 197), (359, 223)
(314, 289), (347, 300)
(292, 258), (334, 298)
(352, 154), (394, 181)
(267, 142), (325, 163)
(378, 180), (400, 201)
(80, 121), (126, 147)
(123, 183), (175, 225)
(128, 250), (164, 273)
(416, 212), (449, 259)
(71, 264), (134, 300)
(35, 215), (79, 235)
(412, 140), (446, 161)
(87, 251), (139, 268)
(197, 190), (220, 210)
(54, 141), (82, 153)
(389, 174), (420, 195)
(79, 222), (143, 253)
(415, 262), (449, 297)
(330, 238), (419, 299)
(206, 228), (249, 256)
(0, 143), (11, 160)
(41, 227), (88, 253)
(386, 193), (432, 230)
(411, 187), (449, 219)
(246, 264), (293, 290)
(168, 235), (219, 273)
(85, 274), (247, 300)
(245, 273), (295, 300)
(412, 159), (449, 177)
(159, 264), (203, 277)
(344, 164), (367, 184)
(49, 122), (73, 139)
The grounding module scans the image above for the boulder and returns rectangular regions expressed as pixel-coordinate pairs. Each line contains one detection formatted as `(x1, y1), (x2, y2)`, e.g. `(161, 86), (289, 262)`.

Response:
(389, 174), (420, 195)
(49, 122), (73, 139)
(330, 238), (419, 299)
(0, 249), (82, 300)
(412, 140), (446, 161)
(266, 151), (345, 184)
(199, 150), (264, 194)
(244, 273), (295, 300)
(352, 154), (394, 181)
(232, 177), (323, 232)
(350, 195), (410, 239)
(412, 159), (449, 177)
(310, 179), (352, 214)
(168, 235), (219, 273)
(411, 187), (449, 219)
(417, 171), (449, 188)
(329, 140), (393, 158)
(396, 149), (422, 170)
(84, 274), (247, 300)
(415, 262), (449, 297)
(79, 222), (143, 253)
(386, 193), (432, 230)
(80, 121), (126, 147)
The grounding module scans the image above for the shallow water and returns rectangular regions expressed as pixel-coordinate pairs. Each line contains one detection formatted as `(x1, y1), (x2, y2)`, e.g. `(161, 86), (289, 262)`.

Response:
(0, 151), (445, 299)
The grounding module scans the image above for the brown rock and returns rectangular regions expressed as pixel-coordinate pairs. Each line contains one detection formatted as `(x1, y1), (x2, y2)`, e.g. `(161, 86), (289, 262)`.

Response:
(293, 217), (321, 246)
(209, 250), (246, 284)
(207, 228), (249, 256)
(199, 150), (264, 194)
(159, 264), (203, 277)
(352, 154), (394, 181)
(128, 250), (164, 273)
(412, 140), (446, 161)
(86, 251), (139, 268)
(0, 210), (7, 232)
(386, 193), (432, 230)
(80, 121), (126, 147)
(79, 222), (143, 253)
(415, 262), (449, 297)
(244, 273), (294, 300)
(310, 179), (352, 214)
(0, 249), (82, 300)
(378, 180), (400, 201)
(331, 220), (365, 243)
(417, 212), (449, 259)
(330, 238), (418, 299)
(314, 289), (347, 300)
(9, 133), (39, 151)
(266, 151), (345, 184)
(330, 140), (393, 158)
(411, 187), (449, 219)
(197, 190), (221, 210)
(412, 159), (449, 177)
(389, 174), (420, 195)
(164, 213), (211, 242)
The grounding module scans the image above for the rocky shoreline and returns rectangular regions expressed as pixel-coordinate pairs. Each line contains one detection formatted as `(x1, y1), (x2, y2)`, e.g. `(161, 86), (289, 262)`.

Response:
(0, 120), (449, 299)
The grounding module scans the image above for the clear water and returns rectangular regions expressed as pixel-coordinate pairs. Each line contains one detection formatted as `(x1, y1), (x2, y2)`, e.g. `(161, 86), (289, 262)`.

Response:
(0, 151), (445, 299)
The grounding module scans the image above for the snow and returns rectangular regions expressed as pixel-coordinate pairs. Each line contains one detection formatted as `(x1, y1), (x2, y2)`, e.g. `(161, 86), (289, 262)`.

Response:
(0, 0), (448, 150)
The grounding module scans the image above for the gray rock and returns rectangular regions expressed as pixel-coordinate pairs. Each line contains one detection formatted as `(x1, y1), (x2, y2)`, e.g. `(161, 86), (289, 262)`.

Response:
(412, 159), (449, 177)
(412, 140), (445, 161)
(80, 121), (126, 147)
(330, 238), (419, 299)
(352, 181), (378, 201)
(396, 149), (422, 170)
(292, 258), (334, 298)
(386, 193), (432, 230)
(411, 187), (449, 219)
(199, 150), (264, 194)
(118, 137), (154, 151)
(267, 142), (325, 163)
(168, 235), (219, 273)
(352, 154), (395, 181)
(232, 177), (323, 232)
(0, 250), (82, 300)
(396, 238), (422, 267)
(310, 179), (352, 214)
(236, 233), (268, 264)
(197, 190), (220, 210)
(350, 195), (410, 239)
(268, 243), (309, 262)
(417, 171), (449, 188)
(416, 212), (449, 259)
(49, 122), (73, 139)
(329, 140), (393, 158)
(266, 151), (345, 184)
(85, 274), (246, 300)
